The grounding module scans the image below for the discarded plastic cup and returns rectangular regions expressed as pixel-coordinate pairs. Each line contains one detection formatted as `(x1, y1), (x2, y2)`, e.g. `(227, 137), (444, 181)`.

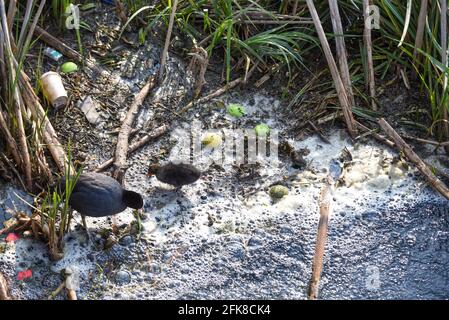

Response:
(40, 71), (68, 109)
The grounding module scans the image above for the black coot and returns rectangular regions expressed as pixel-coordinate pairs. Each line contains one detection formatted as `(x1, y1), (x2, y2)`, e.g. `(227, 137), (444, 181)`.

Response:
(58, 172), (143, 217)
(148, 162), (201, 188)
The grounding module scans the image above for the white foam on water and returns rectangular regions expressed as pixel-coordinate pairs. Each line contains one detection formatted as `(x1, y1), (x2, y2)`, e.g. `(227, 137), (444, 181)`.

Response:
(0, 91), (441, 299)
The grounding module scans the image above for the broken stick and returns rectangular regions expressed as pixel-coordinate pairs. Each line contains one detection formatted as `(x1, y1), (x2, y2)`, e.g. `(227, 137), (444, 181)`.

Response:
(379, 118), (449, 201)
(98, 124), (168, 173)
(0, 271), (11, 300)
(113, 74), (158, 183)
(309, 175), (333, 300)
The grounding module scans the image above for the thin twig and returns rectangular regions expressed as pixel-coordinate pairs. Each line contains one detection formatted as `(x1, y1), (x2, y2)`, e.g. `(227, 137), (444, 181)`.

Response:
(1, 153), (26, 190)
(233, 19), (313, 25)
(159, 0), (178, 82)
(328, 0), (355, 107)
(19, 0), (46, 59)
(355, 121), (395, 148)
(98, 124), (168, 173)
(48, 282), (65, 300)
(402, 134), (449, 147)
(292, 0), (299, 15)
(5, 0), (15, 35)
(363, 0), (377, 110)
(113, 74), (158, 183)
(308, 121), (330, 144)
(440, 0), (449, 154)
(306, 0), (357, 138)
(379, 118), (449, 201)
(413, 0), (428, 62)
(0, 271), (11, 300)
(309, 175), (333, 299)
(17, 0), (33, 50)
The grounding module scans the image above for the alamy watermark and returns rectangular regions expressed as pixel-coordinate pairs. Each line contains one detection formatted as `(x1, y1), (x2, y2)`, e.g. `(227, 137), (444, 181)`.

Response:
(365, 266), (381, 290)
(169, 120), (279, 167)
(365, 5), (380, 30)
(65, 4), (80, 30)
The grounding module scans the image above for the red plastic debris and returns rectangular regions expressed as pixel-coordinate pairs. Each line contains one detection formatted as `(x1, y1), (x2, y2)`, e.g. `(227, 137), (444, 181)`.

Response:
(5, 233), (19, 243)
(17, 269), (32, 281)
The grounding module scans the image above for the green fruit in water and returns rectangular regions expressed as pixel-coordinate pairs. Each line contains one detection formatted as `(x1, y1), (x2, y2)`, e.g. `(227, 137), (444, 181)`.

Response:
(61, 62), (78, 73)
(227, 103), (246, 118)
(255, 123), (270, 135)
(202, 133), (222, 148)
(269, 185), (289, 200)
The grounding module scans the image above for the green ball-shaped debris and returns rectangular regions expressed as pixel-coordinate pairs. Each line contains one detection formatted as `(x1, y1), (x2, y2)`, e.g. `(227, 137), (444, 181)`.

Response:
(227, 103), (246, 118)
(61, 62), (78, 74)
(269, 185), (289, 200)
(255, 123), (270, 136)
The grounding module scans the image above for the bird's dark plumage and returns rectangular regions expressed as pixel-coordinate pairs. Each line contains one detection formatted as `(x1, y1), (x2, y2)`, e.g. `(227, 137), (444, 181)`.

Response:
(149, 162), (201, 188)
(57, 172), (143, 217)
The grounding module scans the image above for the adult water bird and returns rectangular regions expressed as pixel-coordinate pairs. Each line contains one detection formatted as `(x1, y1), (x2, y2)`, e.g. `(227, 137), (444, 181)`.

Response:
(148, 162), (201, 189)
(57, 172), (143, 230)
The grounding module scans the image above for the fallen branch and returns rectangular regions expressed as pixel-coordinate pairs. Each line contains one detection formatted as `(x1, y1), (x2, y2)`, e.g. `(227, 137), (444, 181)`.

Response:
(97, 124), (168, 173)
(34, 25), (94, 69)
(194, 10), (312, 22)
(309, 175), (333, 300)
(113, 74), (158, 183)
(379, 118), (449, 200)
(0, 271), (11, 300)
